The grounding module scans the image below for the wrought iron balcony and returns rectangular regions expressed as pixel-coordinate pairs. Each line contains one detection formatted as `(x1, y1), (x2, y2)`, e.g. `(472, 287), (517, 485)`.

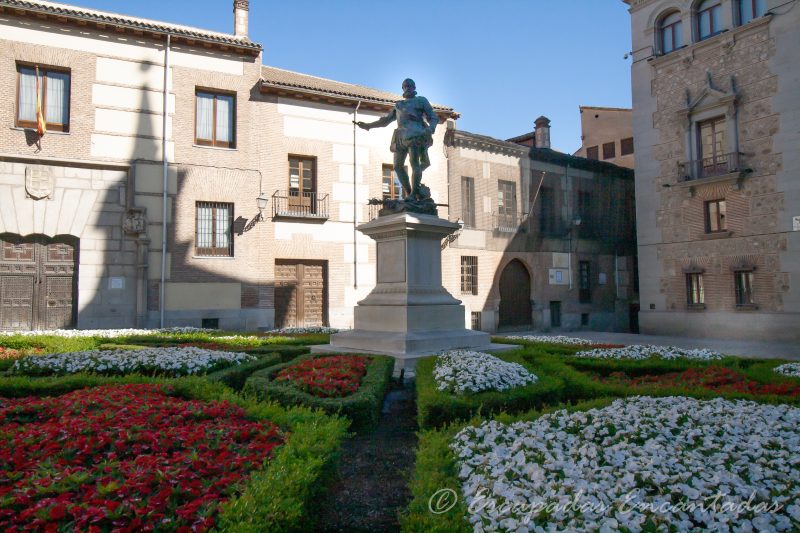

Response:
(680, 152), (742, 182)
(271, 190), (329, 220)
(493, 212), (525, 233)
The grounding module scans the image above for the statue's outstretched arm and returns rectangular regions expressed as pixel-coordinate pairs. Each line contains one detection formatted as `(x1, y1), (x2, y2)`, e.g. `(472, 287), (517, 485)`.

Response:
(356, 108), (396, 130)
(421, 97), (439, 134)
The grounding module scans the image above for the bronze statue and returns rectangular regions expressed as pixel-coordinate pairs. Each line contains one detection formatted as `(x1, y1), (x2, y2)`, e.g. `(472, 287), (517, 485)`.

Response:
(357, 79), (438, 210)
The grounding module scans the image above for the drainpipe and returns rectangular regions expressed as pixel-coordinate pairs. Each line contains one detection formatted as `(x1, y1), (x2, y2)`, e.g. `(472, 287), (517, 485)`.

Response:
(565, 164), (572, 290)
(159, 34), (171, 328)
(353, 101), (361, 290)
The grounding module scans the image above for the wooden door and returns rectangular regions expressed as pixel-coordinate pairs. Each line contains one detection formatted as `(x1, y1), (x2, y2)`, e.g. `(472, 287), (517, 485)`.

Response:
(274, 260), (327, 329)
(0, 234), (77, 330)
(498, 259), (532, 329)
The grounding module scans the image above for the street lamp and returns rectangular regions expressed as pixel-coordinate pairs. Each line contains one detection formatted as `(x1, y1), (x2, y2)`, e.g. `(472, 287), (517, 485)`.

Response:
(257, 192), (269, 215)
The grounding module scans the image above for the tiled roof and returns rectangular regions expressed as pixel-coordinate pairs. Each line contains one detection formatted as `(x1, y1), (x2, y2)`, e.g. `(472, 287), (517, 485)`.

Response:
(260, 66), (457, 116)
(0, 0), (262, 51)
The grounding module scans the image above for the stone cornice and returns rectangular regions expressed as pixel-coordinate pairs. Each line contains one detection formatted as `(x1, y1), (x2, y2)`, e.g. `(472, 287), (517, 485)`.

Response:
(450, 131), (529, 157)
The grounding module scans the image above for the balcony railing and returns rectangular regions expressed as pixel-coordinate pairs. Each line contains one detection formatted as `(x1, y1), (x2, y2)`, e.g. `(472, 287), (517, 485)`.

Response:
(680, 152), (742, 181)
(494, 212), (525, 233)
(272, 190), (329, 220)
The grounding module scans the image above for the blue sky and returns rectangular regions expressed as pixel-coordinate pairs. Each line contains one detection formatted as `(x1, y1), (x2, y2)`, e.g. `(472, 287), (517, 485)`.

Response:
(67, 0), (633, 153)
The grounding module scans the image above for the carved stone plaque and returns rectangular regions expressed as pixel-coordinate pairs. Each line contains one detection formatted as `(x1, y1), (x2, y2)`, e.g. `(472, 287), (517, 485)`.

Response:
(123, 208), (147, 234)
(25, 165), (54, 200)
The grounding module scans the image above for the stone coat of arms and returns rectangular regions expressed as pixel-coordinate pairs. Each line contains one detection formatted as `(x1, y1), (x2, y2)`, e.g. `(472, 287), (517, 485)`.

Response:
(25, 165), (54, 200)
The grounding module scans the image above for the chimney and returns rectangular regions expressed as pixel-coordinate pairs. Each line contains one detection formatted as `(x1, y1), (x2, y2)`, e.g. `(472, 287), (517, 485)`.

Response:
(234, 0), (249, 38)
(534, 115), (551, 149)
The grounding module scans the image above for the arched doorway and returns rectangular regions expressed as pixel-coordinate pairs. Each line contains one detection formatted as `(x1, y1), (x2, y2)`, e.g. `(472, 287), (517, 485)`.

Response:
(0, 234), (78, 330)
(498, 259), (532, 329)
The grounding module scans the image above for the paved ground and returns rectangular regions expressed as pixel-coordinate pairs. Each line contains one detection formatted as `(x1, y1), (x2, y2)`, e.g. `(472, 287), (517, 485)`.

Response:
(498, 330), (800, 360)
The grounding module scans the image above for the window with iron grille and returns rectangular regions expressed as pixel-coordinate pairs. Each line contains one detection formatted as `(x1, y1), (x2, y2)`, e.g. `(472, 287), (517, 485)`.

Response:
(461, 256), (478, 295)
(734, 270), (754, 306)
(686, 273), (704, 305)
(195, 202), (234, 257)
(470, 311), (481, 331)
(585, 146), (599, 160)
(195, 89), (235, 148)
(620, 137), (634, 155)
(16, 63), (70, 132)
(704, 199), (727, 233)
(461, 176), (475, 228)
(602, 142), (616, 160)
(497, 181), (517, 217)
(579, 261), (591, 303)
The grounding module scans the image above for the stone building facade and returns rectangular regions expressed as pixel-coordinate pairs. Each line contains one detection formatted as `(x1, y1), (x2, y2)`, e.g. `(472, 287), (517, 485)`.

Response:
(624, 0), (800, 341)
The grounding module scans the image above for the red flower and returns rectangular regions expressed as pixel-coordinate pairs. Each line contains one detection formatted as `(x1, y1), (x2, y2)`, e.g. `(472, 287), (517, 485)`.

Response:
(276, 355), (368, 398)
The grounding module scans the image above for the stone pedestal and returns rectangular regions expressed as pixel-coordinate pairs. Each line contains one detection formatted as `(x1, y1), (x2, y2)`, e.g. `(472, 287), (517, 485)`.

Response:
(327, 213), (491, 367)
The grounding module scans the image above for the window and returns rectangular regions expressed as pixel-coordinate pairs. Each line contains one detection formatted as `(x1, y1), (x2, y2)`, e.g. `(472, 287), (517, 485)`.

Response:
(382, 165), (403, 200)
(16, 64), (70, 132)
(697, 0), (723, 40)
(288, 156), (316, 214)
(497, 180), (517, 226)
(705, 199), (727, 232)
(686, 273), (705, 305)
(470, 311), (482, 330)
(461, 177), (475, 228)
(602, 142), (616, 160)
(460, 256), (478, 295)
(539, 186), (558, 234)
(734, 270), (754, 306)
(195, 89), (235, 148)
(586, 146), (599, 160)
(577, 191), (595, 238)
(579, 261), (591, 303)
(196, 202), (233, 257)
(698, 116), (727, 176)
(739, 0), (766, 24)
(581, 313), (589, 326)
(659, 11), (683, 53)
(621, 137), (635, 155)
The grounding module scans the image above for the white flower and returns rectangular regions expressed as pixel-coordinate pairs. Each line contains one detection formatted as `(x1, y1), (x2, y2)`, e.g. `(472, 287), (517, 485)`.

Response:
(0, 327), (212, 338)
(451, 397), (800, 532)
(11, 346), (255, 376)
(774, 363), (800, 379)
(573, 344), (723, 361)
(433, 350), (538, 394)
(265, 326), (340, 334)
(499, 335), (596, 345)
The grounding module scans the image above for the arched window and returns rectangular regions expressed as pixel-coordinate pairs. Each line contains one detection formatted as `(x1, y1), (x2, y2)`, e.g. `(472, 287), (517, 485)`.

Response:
(739, 0), (767, 24)
(697, 0), (723, 40)
(659, 11), (683, 53)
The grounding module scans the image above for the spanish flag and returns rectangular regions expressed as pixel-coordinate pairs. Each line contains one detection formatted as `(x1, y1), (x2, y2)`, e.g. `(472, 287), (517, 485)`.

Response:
(35, 66), (46, 137)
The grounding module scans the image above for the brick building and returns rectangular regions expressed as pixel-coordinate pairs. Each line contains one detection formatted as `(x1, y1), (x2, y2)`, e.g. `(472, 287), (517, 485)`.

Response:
(573, 106), (635, 169)
(0, 0), (636, 334)
(623, 0), (800, 341)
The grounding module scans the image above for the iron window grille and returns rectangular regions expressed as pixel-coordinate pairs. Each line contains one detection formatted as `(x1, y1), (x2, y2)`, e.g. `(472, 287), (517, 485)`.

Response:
(461, 256), (478, 295)
(734, 270), (755, 306)
(195, 201), (234, 257)
(471, 311), (482, 331)
(461, 176), (476, 228)
(579, 261), (591, 303)
(686, 273), (705, 305)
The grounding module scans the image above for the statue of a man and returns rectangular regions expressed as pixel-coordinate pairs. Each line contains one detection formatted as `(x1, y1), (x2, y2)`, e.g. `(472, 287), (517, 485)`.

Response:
(357, 78), (438, 202)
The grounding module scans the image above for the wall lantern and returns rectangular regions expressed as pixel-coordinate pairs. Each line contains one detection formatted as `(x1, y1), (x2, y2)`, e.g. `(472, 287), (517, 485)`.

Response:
(257, 192), (269, 214)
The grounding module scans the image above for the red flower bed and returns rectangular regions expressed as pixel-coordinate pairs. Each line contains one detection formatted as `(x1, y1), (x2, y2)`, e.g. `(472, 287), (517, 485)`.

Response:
(0, 346), (42, 360)
(276, 355), (368, 398)
(0, 384), (284, 531)
(600, 366), (800, 397)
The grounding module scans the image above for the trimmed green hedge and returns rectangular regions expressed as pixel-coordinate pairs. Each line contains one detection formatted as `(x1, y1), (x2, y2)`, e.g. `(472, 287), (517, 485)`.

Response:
(244, 354), (394, 431)
(0, 374), (349, 532)
(401, 398), (616, 532)
(205, 353), (284, 390)
(415, 350), (565, 429)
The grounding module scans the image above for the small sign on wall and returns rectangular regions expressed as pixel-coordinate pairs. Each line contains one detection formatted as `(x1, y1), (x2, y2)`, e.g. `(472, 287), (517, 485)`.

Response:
(549, 268), (569, 285)
(109, 277), (125, 290)
(598, 272), (607, 285)
(793, 216), (800, 231)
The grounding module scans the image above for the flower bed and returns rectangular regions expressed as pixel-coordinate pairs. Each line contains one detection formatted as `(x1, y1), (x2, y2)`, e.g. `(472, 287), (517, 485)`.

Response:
(275, 355), (368, 398)
(0, 327), (211, 338)
(267, 326), (340, 335)
(451, 397), (800, 532)
(245, 354), (393, 431)
(596, 366), (800, 398)
(500, 335), (595, 345)
(416, 350), (564, 429)
(10, 346), (255, 377)
(574, 344), (723, 361)
(0, 346), (42, 361)
(434, 350), (538, 395)
(775, 363), (800, 379)
(0, 383), (284, 531)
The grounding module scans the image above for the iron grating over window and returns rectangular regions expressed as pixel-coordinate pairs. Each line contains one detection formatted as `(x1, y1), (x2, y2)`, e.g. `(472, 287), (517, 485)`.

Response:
(461, 256), (478, 295)
(471, 311), (482, 330)
(196, 201), (234, 257)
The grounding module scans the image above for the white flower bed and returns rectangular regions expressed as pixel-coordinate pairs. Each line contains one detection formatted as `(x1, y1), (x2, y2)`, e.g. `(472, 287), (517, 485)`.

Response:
(500, 335), (595, 345)
(574, 344), (723, 361)
(11, 346), (255, 376)
(433, 350), (538, 395)
(0, 327), (211, 338)
(774, 363), (800, 379)
(266, 326), (339, 334)
(452, 396), (800, 532)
